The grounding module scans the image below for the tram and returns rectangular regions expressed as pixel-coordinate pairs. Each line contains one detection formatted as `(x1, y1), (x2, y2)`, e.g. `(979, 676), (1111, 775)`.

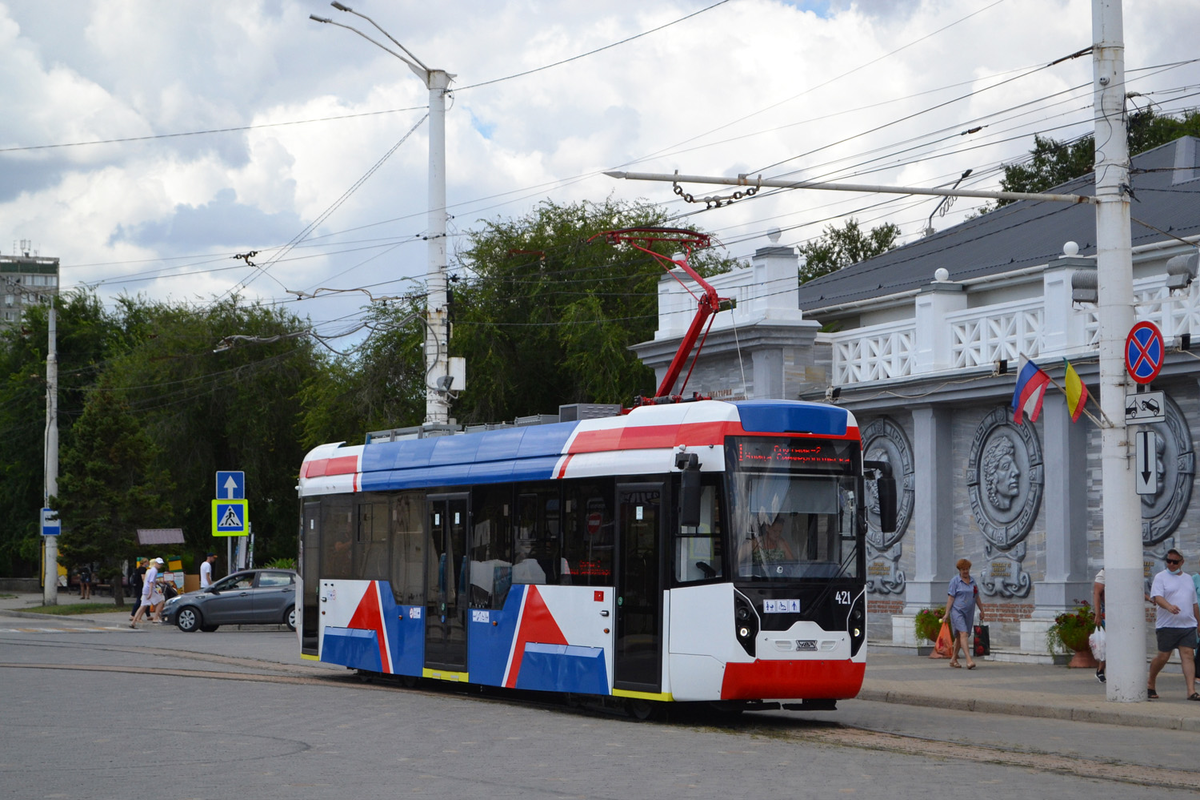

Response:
(297, 398), (895, 712)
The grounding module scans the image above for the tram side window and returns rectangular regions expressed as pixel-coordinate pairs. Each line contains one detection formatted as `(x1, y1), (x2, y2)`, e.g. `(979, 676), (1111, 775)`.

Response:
(562, 480), (614, 586)
(389, 492), (425, 605)
(356, 499), (389, 581)
(470, 485), (513, 609)
(674, 483), (723, 584)
(321, 495), (354, 579)
(514, 486), (559, 585)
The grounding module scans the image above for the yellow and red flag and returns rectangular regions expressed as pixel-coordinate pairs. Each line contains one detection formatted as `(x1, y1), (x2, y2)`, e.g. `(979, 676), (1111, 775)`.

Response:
(1063, 359), (1089, 423)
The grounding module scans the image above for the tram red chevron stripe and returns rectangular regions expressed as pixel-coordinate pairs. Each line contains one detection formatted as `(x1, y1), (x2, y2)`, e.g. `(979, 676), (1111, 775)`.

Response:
(348, 582), (391, 674)
(504, 586), (568, 689)
(567, 421), (739, 454)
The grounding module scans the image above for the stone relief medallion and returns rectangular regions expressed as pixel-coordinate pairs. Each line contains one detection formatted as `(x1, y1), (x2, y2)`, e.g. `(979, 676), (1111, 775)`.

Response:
(1138, 392), (1194, 547)
(967, 406), (1044, 552)
(861, 417), (915, 553)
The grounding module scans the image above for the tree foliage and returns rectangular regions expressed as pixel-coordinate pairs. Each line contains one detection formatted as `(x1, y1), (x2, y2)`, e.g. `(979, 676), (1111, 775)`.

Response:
(996, 108), (1200, 206)
(798, 218), (900, 283)
(450, 199), (735, 422)
(55, 385), (174, 602)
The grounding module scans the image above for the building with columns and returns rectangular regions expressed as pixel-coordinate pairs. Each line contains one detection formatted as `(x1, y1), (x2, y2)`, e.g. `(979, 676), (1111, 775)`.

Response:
(634, 136), (1200, 656)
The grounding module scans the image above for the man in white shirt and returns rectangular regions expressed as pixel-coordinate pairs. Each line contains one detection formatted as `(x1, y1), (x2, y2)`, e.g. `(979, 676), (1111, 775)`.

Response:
(200, 553), (217, 589)
(1147, 549), (1200, 701)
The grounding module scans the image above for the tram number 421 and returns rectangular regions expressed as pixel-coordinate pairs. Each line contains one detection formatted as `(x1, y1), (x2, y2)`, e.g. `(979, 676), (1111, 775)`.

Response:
(834, 590), (852, 605)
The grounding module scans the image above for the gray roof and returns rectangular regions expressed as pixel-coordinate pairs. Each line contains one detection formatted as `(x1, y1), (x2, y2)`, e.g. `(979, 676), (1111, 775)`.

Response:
(796, 136), (1200, 312)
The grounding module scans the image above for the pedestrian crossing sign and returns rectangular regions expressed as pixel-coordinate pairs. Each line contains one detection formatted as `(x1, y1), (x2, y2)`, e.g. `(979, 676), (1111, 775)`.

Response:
(211, 499), (249, 537)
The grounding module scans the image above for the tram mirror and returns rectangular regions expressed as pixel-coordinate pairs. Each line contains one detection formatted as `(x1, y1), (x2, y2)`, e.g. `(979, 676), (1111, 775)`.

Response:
(864, 459), (897, 534)
(676, 452), (702, 528)
(875, 476), (897, 533)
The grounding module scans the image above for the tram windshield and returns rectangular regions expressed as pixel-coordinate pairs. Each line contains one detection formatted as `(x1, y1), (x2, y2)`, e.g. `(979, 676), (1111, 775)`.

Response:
(727, 437), (860, 581)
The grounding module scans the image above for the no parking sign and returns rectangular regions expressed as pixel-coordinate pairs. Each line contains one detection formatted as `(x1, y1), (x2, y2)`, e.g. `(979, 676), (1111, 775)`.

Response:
(1125, 321), (1165, 385)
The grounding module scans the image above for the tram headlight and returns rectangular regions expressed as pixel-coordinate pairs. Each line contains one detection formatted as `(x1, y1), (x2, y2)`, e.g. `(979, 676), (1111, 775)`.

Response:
(733, 592), (758, 657)
(738, 626), (751, 639)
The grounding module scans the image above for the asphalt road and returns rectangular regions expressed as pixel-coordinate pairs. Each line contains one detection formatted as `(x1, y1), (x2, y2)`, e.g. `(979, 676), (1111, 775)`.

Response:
(2, 620), (1198, 800)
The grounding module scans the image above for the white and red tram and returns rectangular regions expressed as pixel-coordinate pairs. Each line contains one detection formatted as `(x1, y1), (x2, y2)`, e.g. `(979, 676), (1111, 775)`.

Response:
(297, 398), (895, 713)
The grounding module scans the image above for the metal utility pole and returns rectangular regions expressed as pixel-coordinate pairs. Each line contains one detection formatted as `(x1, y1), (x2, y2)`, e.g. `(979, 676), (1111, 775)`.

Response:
(311, 3), (454, 425)
(42, 299), (58, 606)
(1091, 0), (1145, 703)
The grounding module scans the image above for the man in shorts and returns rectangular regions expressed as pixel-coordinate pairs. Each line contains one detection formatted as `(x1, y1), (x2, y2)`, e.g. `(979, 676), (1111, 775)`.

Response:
(1147, 549), (1200, 701)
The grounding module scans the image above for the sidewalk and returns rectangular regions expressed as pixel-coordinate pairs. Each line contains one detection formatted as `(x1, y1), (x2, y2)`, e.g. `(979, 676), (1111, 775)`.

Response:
(3, 590), (1198, 730)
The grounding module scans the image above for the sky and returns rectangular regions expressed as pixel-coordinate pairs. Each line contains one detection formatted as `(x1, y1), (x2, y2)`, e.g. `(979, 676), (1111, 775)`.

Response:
(3, 0), (1199, 347)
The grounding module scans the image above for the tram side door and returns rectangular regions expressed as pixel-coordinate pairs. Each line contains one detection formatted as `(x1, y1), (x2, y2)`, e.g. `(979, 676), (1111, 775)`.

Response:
(425, 494), (469, 673)
(614, 482), (663, 693)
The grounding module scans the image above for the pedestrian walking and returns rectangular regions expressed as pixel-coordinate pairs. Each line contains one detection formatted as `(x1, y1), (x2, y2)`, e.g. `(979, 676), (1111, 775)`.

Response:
(130, 557), (164, 627)
(129, 558), (147, 619)
(1092, 567), (1106, 683)
(1146, 549), (1200, 701)
(943, 558), (987, 670)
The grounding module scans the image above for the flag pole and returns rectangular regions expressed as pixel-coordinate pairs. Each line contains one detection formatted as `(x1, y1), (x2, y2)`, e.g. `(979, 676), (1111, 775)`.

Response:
(1042, 373), (1109, 428)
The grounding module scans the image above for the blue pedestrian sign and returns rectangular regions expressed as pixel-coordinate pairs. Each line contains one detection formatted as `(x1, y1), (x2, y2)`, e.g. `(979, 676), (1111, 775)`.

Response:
(211, 499), (249, 537)
(1125, 321), (1165, 385)
(216, 471), (245, 500)
(41, 507), (60, 536)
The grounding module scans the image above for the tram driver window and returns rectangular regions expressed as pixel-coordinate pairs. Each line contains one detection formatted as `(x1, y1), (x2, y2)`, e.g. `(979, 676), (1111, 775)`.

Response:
(674, 484), (723, 584)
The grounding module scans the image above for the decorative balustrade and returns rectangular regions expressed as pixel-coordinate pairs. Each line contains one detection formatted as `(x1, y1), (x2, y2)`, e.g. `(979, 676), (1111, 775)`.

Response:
(828, 322), (915, 384)
(948, 300), (1044, 369)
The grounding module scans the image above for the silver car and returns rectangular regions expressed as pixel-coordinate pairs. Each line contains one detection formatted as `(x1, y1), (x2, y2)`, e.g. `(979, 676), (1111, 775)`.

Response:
(164, 569), (297, 632)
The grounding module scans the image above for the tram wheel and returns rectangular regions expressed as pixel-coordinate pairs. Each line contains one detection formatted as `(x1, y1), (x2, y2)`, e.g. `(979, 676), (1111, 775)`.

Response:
(627, 699), (658, 721)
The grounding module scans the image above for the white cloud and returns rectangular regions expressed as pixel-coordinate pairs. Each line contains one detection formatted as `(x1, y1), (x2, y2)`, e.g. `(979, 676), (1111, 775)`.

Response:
(0, 0), (1197, 333)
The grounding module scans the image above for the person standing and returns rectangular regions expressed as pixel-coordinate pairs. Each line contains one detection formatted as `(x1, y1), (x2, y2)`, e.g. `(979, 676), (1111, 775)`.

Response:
(130, 557), (163, 628)
(200, 553), (217, 589)
(78, 565), (92, 600)
(943, 558), (987, 670)
(129, 559), (147, 619)
(1147, 549), (1200, 701)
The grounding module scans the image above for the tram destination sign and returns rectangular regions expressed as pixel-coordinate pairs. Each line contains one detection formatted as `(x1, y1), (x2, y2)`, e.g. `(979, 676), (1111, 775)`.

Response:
(728, 437), (853, 474)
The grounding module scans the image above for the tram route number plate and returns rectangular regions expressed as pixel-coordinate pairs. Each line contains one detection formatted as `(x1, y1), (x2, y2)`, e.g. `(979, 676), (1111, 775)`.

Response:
(763, 599), (801, 613)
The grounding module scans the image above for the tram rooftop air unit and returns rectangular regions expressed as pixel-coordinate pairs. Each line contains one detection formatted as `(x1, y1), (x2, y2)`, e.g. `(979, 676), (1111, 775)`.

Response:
(558, 403), (623, 421)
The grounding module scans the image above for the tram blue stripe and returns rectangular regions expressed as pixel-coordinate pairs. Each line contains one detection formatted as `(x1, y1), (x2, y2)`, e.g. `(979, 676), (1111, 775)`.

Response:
(514, 643), (608, 694)
(734, 400), (848, 436)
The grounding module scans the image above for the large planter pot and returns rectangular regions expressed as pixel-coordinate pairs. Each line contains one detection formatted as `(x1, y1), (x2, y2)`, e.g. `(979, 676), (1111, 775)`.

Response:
(1067, 646), (1098, 669)
(916, 645), (933, 657)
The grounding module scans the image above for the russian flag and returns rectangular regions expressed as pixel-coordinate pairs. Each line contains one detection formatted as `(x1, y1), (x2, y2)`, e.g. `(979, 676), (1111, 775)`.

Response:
(1011, 360), (1051, 424)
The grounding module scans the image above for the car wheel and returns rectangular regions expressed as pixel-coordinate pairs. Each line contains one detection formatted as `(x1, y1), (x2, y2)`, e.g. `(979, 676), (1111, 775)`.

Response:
(199, 625), (219, 632)
(176, 606), (201, 633)
(285, 605), (296, 631)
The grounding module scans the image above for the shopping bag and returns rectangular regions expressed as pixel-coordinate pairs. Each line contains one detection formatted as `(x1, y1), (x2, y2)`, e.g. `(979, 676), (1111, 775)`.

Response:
(973, 624), (990, 657)
(1089, 626), (1106, 662)
(931, 620), (953, 659)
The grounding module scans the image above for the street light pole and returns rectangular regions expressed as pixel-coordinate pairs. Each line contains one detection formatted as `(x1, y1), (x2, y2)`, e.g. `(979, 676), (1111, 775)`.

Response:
(311, 4), (453, 425)
(43, 298), (58, 606)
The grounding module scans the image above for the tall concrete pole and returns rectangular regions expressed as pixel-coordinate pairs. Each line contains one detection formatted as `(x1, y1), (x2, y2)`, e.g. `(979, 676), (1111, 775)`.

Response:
(1092, 0), (1146, 702)
(425, 69), (451, 426)
(42, 300), (58, 606)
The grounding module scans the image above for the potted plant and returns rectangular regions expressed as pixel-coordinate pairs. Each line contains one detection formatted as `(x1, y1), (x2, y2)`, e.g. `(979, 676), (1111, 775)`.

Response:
(1046, 600), (1097, 668)
(914, 606), (945, 655)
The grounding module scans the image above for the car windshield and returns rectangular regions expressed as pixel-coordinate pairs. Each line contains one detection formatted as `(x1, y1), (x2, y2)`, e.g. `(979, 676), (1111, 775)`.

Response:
(729, 472), (859, 581)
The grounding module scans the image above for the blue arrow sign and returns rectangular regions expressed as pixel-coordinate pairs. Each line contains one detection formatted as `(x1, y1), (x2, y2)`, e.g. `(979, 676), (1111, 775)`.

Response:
(216, 471), (245, 500)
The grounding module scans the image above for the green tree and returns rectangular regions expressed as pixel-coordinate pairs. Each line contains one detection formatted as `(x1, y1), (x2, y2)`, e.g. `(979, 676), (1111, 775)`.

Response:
(99, 296), (323, 565)
(451, 199), (735, 421)
(55, 386), (173, 606)
(798, 218), (901, 283)
(996, 108), (1200, 206)
(0, 290), (115, 575)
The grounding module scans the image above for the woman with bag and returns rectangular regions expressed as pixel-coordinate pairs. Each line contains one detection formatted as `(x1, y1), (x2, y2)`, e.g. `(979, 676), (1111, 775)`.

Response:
(943, 558), (987, 669)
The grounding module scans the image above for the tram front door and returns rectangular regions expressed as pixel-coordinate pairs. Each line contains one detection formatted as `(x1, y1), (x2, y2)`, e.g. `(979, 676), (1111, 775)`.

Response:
(614, 482), (663, 693)
(425, 494), (469, 673)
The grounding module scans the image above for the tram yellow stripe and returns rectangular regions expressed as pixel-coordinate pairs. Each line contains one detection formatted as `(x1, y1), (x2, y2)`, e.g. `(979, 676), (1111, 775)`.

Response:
(611, 688), (674, 702)
(300, 653), (319, 661)
(422, 668), (470, 682)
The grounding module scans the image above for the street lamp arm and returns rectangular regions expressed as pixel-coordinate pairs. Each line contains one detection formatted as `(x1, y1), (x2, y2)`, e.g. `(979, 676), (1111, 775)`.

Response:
(326, 2), (432, 80)
(309, 14), (428, 82)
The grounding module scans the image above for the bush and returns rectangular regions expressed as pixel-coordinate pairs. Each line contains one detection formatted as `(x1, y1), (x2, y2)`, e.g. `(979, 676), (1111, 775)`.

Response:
(262, 557), (297, 571)
(914, 606), (945, 643)
(1046, 600), (1096, 654)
